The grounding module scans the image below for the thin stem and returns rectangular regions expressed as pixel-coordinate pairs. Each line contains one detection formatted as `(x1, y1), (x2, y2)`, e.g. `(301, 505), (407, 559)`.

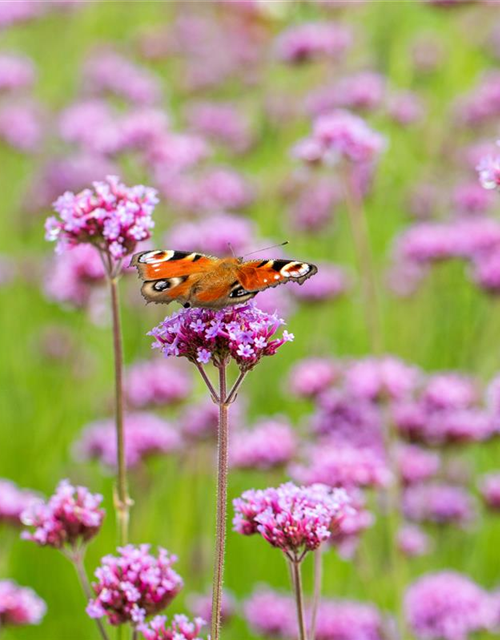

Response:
(290, 559), (308, 640)
(309, 548), (323, 640)
(225, 370), (248, 405)
(342, 164), (383, 355)
(71, 553), (110, 640)
(211, 364), (229, 640)
(195, 363), (220, 403)
(109, 276), (131, 546)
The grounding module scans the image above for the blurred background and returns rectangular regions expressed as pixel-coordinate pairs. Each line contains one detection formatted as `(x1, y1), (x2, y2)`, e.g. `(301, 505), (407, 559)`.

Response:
(2, 1), (500, 638)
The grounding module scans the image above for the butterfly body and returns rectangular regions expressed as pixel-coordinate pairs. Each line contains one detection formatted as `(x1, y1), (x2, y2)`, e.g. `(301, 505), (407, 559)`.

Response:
(131, 249), (318, 310)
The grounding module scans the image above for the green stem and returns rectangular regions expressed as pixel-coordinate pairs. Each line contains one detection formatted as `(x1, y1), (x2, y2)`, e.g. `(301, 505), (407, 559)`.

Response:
(309, 548), (323, 639)
(71, 553), (110, 640)
(290, 558), (308, 640)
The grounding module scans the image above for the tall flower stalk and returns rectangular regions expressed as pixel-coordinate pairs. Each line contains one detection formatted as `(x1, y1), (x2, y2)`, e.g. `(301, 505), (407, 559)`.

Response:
(45, 175), (158, 545)
(149, 303), (294, 640)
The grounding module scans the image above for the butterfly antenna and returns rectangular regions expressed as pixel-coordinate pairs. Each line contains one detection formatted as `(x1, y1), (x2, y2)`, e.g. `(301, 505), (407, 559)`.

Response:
(228, 242), (236, 258)
(242, 241), (289, 258)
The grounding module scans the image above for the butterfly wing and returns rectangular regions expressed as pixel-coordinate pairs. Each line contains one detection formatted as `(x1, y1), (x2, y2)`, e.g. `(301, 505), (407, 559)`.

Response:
(130, 250), (218, 305)
(236, 259), (318, 294)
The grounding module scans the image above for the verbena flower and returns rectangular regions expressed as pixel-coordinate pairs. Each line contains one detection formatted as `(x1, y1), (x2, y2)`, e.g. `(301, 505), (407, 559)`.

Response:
(124, 359), (192, 409)
(87, 545), (183, 626)
(479, 472), (500, 510)
(0, 53), (35, 91)
(290, 263), (349, 303)
(306, 71), (386, 116)
(397, 445), (440, 486)
(0, 479), (39, 526)
(139, 614), (206, 640)
(186, 101), (253, 153)
(75, 412), (182, 469)
(274, 22), (352, 64)
(397, 524), (430, 557)
(21, 479), (104, 549)
(0, 100), (43, 152)
(233, 482), (351, 559)
(45, 175), (157, 260)
(405, 571), (496, 640)
(288, 357), (338, 399)
(403, 483), (476, 526)
(0, 580), (46, 627)
(344, 356), (421, 402)
(188, 591), (236, 624)
(230, 419), (297, 471)
(150, 303), (294, 372)
(387, 91), (425, 126)
(244, 589), (295, 637)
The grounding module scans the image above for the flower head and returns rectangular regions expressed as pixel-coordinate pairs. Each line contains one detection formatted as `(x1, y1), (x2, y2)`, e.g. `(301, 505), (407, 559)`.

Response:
(87, 545), (183, 626)
(479, 472), (500, 510)
(139, 614), (206, 640)
(405, 571), (496, 640)
(0, 580), (46, 627)
(233, 482), (351, 558)
(403, 483), (475, 526)
(150, 303), (293, 372)
(124, 359), (192, 409)
(21, 479), (104, 549)
(230, 419), (298, 471)
(0, 479), (39, 526)
(45, 175), (157, 260)
(274, 22), (352, 65)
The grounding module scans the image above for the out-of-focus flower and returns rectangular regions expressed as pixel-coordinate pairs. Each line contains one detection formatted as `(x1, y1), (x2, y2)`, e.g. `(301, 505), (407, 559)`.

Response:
(288, 357), (338, 399)
(150, 303), (294, 373)
(44, 244), (106, 308)
(186, 101), (253, 153)
(424, 373), (477, 411)
(397, 445), (440, 486)
(124, 359), (192, 409)
(75, 413), (181, 469)
(0, 53), (35, 92)
(329, 489), (374, 559)
(0, 580), (46, 627)
(0, 1), (44, 29)
(344, 356), (421, 402)
(407, 182), (442, 219)
(0, 101), (43, 151)
(87, 545), (183, 626)
(230, 419), (297, 470)
(314, 599), (384, 640)
(166, 214), (254, 256)
(478, 154), (500, 190)
(452, 182), (494, 215)
(274, 22), (352, 64)
(479, 472), (500, 510)
(45, 175), (157, 260)
(397, 524), (431, 557)
(287, 180), (341, 233)
(244, 589), (294, 637)
(139, 615), (206, 640)
(233, 482), (351, 558)
(146, 132), (210, 175)
(0, 479), (38, 526)
(291, 444), (391, 489)
(21, 479), (104, 549)
(84, 50), (162, 105)
(403, 483), (476, 526)
(405, 571), (496, 640)
(58, 99), (123, 155)
(188, 591), (236, 624)
(387, 91), (425, 126)
(306, 72), (386, 116)
(290, 263), (349, 303)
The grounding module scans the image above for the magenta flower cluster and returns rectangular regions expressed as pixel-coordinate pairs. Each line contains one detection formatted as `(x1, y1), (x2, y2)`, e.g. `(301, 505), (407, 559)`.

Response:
(0, 580), (46, 628)
(233, 482), (351, 559)
(150, 303), (294, 372)
(87, 544), (183, 626)
(0, 478), (39, 526)
(139, 614), (206, 640)
(45, 175), (158, 260)
(21, 479), (104, 549)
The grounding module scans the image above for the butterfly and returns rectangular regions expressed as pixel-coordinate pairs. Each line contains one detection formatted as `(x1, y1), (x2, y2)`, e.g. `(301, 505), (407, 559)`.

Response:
(130, 249), (318, 310)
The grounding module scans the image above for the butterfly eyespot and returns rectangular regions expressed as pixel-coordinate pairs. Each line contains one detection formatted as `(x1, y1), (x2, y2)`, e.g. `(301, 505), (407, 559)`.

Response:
(153, 280), (170, 291)
(230, 286), (250, 299)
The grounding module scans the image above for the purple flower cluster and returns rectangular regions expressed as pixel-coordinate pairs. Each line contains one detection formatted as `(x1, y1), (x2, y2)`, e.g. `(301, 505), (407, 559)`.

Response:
(291, 263), (350, 303)
(274, 22), (352, 64)
(186, 101), (253, 153)
(0, 580), (46, 627)
(0, 478), (39, 526)
(188, 590), (236, 624)
(75, 413), (181, 469)
(124, 359), (192, 409)
(87, 545), (183, 626)
(306, 71), (386, 116)
(288, 357), (338, 399)
(45, 175), (158, 260)
(233, 482), (351, 558)
(139, 615), (206, 640)
(150, 303), (294, 372)
(403, 483), (476, 526)
(21, 479), (104, 549)
(0, 53), (35, 92)
(405, 571), (496, 640)
(397, 524), (430, 558)
(230, 419), (298, 471)
(479, 472), (500, 510)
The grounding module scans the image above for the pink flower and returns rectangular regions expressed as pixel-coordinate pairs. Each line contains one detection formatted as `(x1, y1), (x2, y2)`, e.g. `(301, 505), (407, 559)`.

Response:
(452, 182), (494, 215)
(397, 524), (430, 557)
(233, 482), (351, 559)
(0, 479), (39, 526)
(166, 214), (254, 256)
(288, 180), (341, 233)
(479, 472), (500, 510)
(125, 359), (192, 409)
(288, 357), (338, 399)
(230, 419), (298, 470)
(403, 483), (476, 526)
(274, 22), (352, 64)
(188, 591), (235, 624)
(0, 53), (35, 91)
(84, 50), (162, 105)
(423, 374), (477, 410)
(58, 99), (123, 155)
(0, 1), (44, 29)
(146, 132), (210, 174)
(0, 100), (43, 151)
(387, 91), (425, 126)
(290, 263), (350, 302)
(344, 356), (421, 402)
(244, 588), (294, 637)
(397, 445), (440, 486)
(405, 571), (496, 640)
(0, 580), (46, 627)
(139, 615), (206, 640)
(314, 599), (384, 640)
(75, 412), (182, 469)
(186, 101), (253, 153)
(21, 479), (104, 549)
(306, 72), (386, 116)
(87, 545), (183, 626)
(329, 490), (374, 559)
(150, 303), (293, 373)
(45, 175), (157, 260)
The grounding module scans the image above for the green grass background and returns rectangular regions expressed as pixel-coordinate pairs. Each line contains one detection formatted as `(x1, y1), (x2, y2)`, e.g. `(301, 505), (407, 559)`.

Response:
(1, 2), (500, 638)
